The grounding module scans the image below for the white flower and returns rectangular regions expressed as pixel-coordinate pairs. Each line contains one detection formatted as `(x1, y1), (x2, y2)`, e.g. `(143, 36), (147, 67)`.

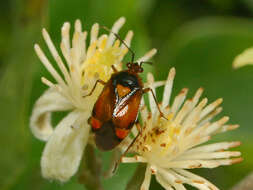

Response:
(122, 68), (242, 190)
(233, 47), (253, 68)
(30, 17), (157, 182)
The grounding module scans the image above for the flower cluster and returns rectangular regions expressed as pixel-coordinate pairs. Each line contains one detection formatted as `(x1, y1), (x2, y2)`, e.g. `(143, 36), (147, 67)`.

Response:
(30, 17), (242, 189)
(30, 17), (156, 182)
(122, 68), (242, 190)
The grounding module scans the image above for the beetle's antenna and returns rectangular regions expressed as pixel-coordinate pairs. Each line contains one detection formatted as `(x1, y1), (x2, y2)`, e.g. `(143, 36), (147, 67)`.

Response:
(101, 26), (135, 63)
(140, 61), (153, 68)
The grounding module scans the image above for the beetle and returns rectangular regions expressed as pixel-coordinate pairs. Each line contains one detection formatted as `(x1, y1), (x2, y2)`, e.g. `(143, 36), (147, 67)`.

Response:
(84, 27), (166, 151)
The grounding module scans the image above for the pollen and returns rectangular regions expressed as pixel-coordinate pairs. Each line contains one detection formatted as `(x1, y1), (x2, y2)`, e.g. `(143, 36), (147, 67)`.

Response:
(81, 36), (126, 84)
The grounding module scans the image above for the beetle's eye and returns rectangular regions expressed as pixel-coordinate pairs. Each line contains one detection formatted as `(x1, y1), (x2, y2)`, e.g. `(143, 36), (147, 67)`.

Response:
(127, 63), (131, 68)
(139, 67), (143, 73)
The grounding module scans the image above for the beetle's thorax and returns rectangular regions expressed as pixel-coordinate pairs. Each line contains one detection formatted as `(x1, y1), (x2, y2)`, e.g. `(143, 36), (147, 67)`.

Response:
(111, 70), (143, 89)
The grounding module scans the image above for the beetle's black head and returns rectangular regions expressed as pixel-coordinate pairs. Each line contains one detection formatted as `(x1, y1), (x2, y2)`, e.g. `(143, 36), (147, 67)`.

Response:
(126, 62), (143, 74)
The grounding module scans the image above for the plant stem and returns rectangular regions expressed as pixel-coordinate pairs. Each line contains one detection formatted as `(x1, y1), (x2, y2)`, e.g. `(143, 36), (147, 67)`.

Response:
(79, 144), (104, 190)
(125, 163), (146, 190)
(231, 172), (253, 190)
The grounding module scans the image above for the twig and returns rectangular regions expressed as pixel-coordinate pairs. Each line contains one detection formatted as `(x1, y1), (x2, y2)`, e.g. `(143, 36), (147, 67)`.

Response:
(78, 144), (104, 190)
(231, 172), (253, 190)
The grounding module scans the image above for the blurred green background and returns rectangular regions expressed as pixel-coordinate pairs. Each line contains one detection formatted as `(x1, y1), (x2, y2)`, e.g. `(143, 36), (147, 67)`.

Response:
(1, 0), (253, 189)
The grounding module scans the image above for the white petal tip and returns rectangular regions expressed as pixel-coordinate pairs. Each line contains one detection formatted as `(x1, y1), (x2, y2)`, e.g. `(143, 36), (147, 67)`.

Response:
(217, 98), (223, 104)
(75, 19), (81, 25)
(219, 116), (229, 125)
(233, 151), (242, 157)
(128, 30), (134, 35)
(41, 77), (46, 82)
(181, 88), (189, 94)
(151, 48), (157, 54)
(34, 44), (42, 55)
(232, 61), (251, 69)
(197, 87), (204, 94)
(75, 19), (82, 32)
(168, 67), (176, 79)
(232, 141), (242, 147)
(202, 97), (208, 104)
(217, 107), (223, 112)
(231, 124), (240, 129)
(42, 28), (47, 33)
(91, 23), (99, 34)
(232, 47), (253, 69)
(118, 17), (126, 24)
(34, 44), (39, 49)
(63, 22), (70, 28)
(93, 23), (99, 27)
(230, 157), (243, 164)
(232, 61), (239, 69)
(62, 22), (70, 34)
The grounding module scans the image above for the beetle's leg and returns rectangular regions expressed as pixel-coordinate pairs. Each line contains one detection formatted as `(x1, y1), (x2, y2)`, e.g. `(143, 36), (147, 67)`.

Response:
(135, 120), (142, 133)
(103, 149), (121, 178)
(143, 87), (168, 120)
(113, 122), (142, 173)
(82, 79), (106, 98)
(122, 122), (142, 156)
(111, 65), (118, 73)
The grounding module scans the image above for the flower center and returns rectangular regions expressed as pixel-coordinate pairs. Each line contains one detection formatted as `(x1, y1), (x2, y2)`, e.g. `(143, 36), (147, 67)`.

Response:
(81, 38), (125, 85)
(132, 114), (182, 165)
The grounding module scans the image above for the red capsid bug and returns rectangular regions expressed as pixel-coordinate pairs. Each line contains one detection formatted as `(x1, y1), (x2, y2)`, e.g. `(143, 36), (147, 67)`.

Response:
(84, 26), (166, 152)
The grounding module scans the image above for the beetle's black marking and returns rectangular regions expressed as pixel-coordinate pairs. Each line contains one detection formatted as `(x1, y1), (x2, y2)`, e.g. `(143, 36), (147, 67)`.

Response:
(112, 71), (140, 90)
(94, 120), (122, 151)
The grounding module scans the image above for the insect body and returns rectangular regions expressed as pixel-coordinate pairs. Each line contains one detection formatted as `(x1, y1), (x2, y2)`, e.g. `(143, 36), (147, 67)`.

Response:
(89, 64), (144, 150)
(85, 27), (165, 151)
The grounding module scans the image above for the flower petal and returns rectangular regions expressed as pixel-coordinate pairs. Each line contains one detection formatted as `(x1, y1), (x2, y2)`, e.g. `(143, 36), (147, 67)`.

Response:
(30, 89), (74, 141)
(41, 110), (90, 182)
(162, 67), (176, 109)
(174, 169), (219, 190)
(156, 173), (174, 190)
(233, 47), (253, 68)
(137, 48), (157, 63)
(185, 141), (241, 154)
(147, 73), (157, 115)
(107, 17), (125, 47)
